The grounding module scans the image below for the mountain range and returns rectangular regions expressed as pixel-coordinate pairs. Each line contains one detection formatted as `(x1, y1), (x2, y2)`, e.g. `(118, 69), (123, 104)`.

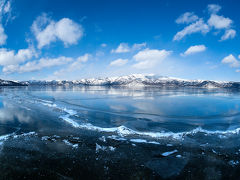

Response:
(17, 74), (240, 89)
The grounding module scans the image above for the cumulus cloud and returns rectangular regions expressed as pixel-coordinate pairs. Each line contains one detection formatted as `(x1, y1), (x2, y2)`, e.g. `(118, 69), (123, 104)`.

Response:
(132, 48), (171, 69)
(110, 58), (128, 66)
(208, 13), (235, 41)
(55, 18), (83, 46)
(221, 54), (240, 68)
(173, 19), (209, 41)
(0, 48), (35, 66)
(220, 29), (236, 41)
(111, 42), (146, 53)
(31, 13), (84, 49)
(111, 43), (130, 53)
(206, 4), (236, 41)
(176, 12), (198, 24)
(208, 14), (232, 29)
(3, 56), (72, 73)
(207, 4), (221, 14)
(174, 4), (236, 41)
(181, 45), (206, 56)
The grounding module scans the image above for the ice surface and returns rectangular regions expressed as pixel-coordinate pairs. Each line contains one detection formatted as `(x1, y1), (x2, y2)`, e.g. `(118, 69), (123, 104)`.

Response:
(130, 139), (160, 145)
(130, 139), (147, 143)
(59, 114), (80, 128)
(0, 132), (37, 146)
(58, 113), (240, 141)
(63, 108), (77, 116)
(148, 141), (160, 145)
(161, 150), (178, 157)
(107, 135), (127, 141)
(0, 133), (14, 145)
(38, 94), (240, 144)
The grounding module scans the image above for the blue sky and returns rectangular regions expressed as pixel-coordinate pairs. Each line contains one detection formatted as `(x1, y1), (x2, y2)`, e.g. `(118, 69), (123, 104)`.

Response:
(0, 0), (239, 81)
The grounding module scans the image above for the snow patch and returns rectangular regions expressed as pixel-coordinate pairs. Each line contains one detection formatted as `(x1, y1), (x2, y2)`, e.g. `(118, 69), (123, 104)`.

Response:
(99, 136), (106, 142)
(96, 143), (107, 152)
(63, 139), (78, 149)
(96, 143), (116, 152)
(13, 132), (37, 139)
(229, 160), (239, 166)
(41, 136), (49, 141)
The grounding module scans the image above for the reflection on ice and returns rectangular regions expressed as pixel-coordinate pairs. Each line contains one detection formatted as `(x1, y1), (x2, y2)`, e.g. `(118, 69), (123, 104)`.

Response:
(1, 86), (240, 148)
(0, 101), (32, 124)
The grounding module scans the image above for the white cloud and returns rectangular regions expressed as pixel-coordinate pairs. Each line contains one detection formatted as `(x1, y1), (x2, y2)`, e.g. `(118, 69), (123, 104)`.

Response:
(173, 19), (209, 41)
(111, 43), (130, 53)
(0, 24), (6, 45)
(207, 4), (221, 14)
(208, 14), (232, 29)
(221, 54), (240, 68)
(111, 42), (146, 53)
(206, 4), (236, 41)
(132, 42), (146, 50)
(174, 4), (236, 41)
(176, 12), (198, 24)
(0, 0), (14, 46)
(220, 29), (236, 41)
(133, 48), (171, 69)
(0, 0), (13, 22)
(0, 48), (35, 66)
(101, 43), (107, 47)
(32, 14), (84, 49)
(96, 51), (104, 57)
(76, 53), (91, 63)
(3, 56), (72, 73)
(54, 53), (91, 76)
(63, 53), (90, 72)
(181, 45), (206, 56)
(33, 22), (56, 49)
(3, 0), (10, 14)
(110, 58), (128, 66)
(55, 18), (83, 46)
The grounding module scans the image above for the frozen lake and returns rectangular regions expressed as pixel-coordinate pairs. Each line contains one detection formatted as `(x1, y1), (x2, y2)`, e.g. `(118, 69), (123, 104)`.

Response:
(0, 86), (240, 179)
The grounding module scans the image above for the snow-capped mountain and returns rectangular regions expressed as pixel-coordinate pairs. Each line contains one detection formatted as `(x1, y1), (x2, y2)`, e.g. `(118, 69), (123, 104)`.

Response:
(22, 74), (240, 89)
(0, 79), (26, 86)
